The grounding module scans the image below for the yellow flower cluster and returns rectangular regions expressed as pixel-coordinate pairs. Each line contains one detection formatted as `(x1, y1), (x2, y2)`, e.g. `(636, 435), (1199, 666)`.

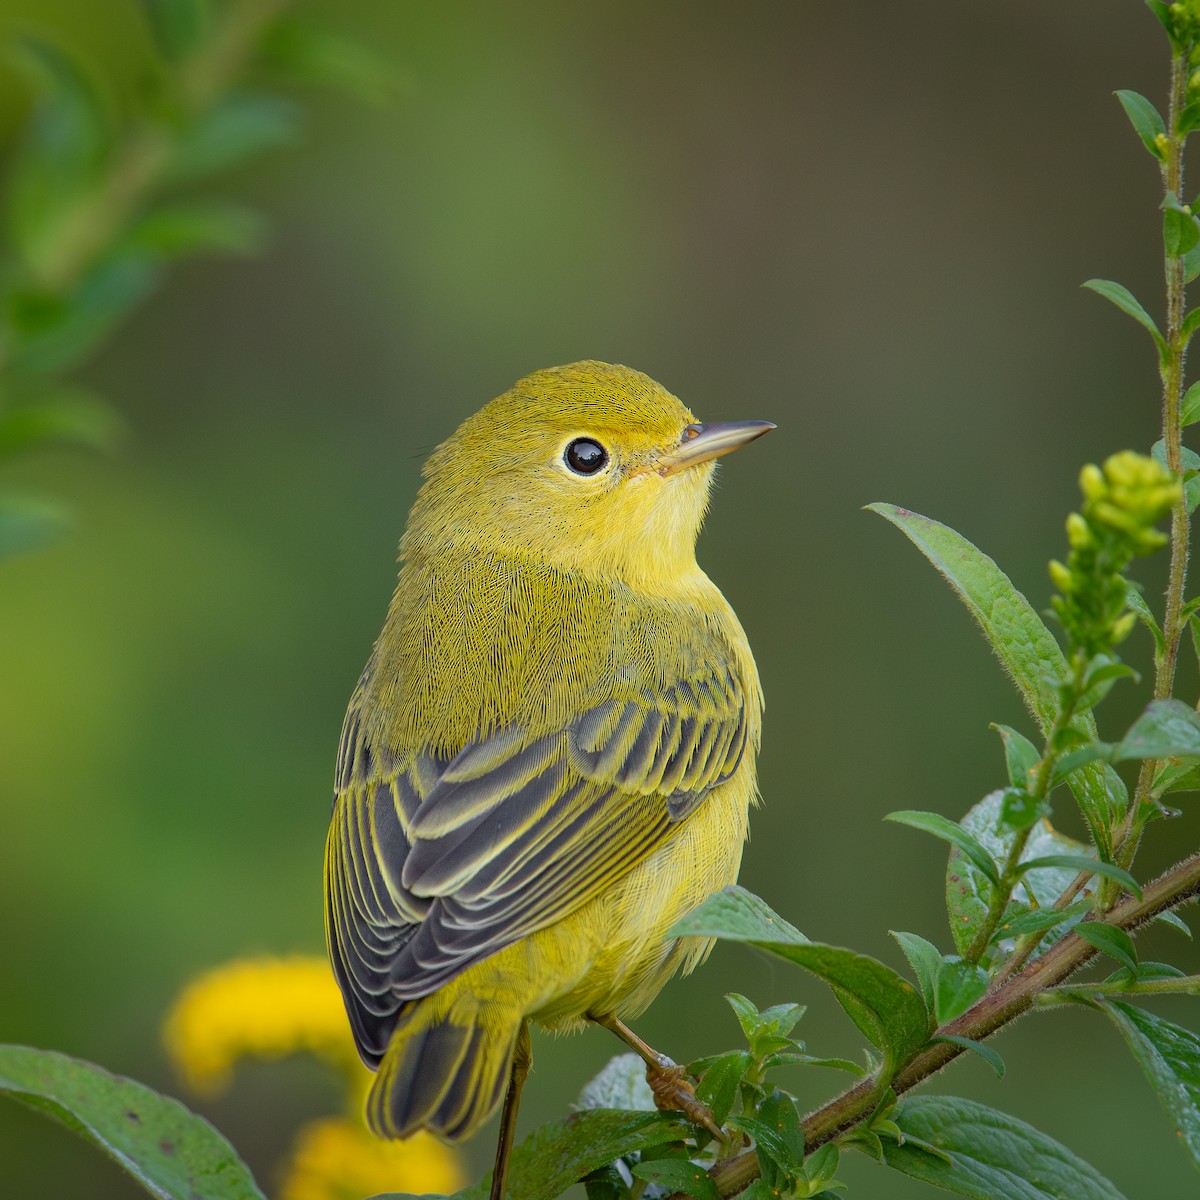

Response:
(280, 1118), (465, 1200)
(163, 955), (467, 1200)
(163, 956), (363, 1095)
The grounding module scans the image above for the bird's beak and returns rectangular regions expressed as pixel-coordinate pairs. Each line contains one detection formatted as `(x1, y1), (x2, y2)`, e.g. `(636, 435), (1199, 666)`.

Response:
(656, 420), (776, 476)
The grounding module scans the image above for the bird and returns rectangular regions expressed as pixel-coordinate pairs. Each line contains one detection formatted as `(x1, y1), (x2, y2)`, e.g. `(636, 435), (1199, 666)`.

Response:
(324, 360), (772, 1198)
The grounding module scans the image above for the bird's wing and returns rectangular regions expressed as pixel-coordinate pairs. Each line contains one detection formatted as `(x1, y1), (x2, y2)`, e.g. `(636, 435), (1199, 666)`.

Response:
(325, 660), (749, 1064)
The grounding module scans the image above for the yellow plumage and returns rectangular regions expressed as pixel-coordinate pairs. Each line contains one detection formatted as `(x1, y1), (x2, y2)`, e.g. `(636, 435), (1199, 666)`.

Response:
(324, 361), (769, 1160)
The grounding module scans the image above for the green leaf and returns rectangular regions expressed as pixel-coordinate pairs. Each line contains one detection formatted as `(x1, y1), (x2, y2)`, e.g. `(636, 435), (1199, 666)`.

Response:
(1146, 0), (1184, 50)
(948, 792), (1092, 957)
(694, 1051), (752, 1127)
(126, 202), (267, 259)
(1179, 102), (1200, 136)
(261, 18), (399, 104)
(1151, 438), (1200, 513)
(732, 1092), (806, 1189)
(630, 1159), (718, 1200)
(1156, 909), (1192, 938)
(935, 957), (989, 1024)
(576, 1054), (654, 1112)
(1165, 196), (1200, 257)
(1102, 1002), (1200, 1169)
(0, 493), (70, 559)
(674, 889), (929, 1068)
(1082, 279), (1166, 356)
(886, 811), (1000, 886)
(1185, 240), (1200, 283)
(890, 931), (941, 1009)
(168, 92), (300, 182)
(1125, 581), (1166, 653)
(997, 787), (1048, 832)
(1115, 698), (1200, 762)
(931, 1035), (1006, 1078)
(1150, 757), (1200, 798)
(669, 885), (807, 944)
(883, 1096), (1128, 1198)
(1184, 382), (1200, 426)
(994, 901), (1089, 941)
(138, 0), (211, 61)
(867, 503), (1122, 855)
(1182, 306), (1200, 351)
(992, 724), (1039, 790)
(1074, 922), (1140, 975)
(1016, 855), (1141, 899)
(0, 389), (122, 458)
(1116, 89), (1167, 159)
(0, 1044), (266, 1200)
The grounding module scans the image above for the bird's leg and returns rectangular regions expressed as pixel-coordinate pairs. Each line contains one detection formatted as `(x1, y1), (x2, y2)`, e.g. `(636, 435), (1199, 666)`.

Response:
(489, 1022), (532, 1200)
(590, 1013), (722, 1138)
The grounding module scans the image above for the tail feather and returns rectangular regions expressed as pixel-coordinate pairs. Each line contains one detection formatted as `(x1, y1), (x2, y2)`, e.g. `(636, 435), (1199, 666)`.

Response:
(368, 1006), (520, 1142)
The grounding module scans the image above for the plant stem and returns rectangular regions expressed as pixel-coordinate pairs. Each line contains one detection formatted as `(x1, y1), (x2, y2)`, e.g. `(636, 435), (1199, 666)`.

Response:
(703, 851), (1200, 1199)
(1037, 973), (1200, 1002)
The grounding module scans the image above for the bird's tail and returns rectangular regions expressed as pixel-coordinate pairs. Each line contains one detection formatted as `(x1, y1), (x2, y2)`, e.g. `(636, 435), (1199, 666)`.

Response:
(366, 999), (521, 1142)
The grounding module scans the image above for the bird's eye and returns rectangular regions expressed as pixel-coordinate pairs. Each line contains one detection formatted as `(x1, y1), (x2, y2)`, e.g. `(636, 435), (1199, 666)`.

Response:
(564, 437), (609, 475)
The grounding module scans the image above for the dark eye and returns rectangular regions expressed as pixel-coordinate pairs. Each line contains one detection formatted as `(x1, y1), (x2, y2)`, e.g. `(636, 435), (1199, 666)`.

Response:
(564, 437), (609, 475)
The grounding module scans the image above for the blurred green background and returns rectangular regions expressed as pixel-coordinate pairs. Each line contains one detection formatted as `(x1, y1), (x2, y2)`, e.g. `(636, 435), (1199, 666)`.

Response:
(2, 0), (1199, 1196)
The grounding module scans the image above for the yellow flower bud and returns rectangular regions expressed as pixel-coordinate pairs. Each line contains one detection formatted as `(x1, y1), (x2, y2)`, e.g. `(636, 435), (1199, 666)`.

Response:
(1079, 463), (1106, 502)
(1049, 559), (1074, 593)
(1111, 612), (1137, 644)
(1066, 512), (1091, 548)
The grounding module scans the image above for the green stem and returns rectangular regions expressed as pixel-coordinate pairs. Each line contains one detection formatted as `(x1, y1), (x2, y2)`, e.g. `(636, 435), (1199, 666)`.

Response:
(702, 851), (1200, 1199)
(1036, 973), (1200, 1003)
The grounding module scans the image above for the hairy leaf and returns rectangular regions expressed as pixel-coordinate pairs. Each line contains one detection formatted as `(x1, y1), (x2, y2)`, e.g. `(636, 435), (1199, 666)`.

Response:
(1074, 923), (1139, 975)
(890, 930), (941, 1009)
(1116, 88), (1167, 158)
(886, 811), (1000, 886)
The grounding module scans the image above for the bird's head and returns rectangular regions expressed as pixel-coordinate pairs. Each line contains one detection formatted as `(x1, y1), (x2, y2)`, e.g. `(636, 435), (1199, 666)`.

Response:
(403, 361), (773, 589)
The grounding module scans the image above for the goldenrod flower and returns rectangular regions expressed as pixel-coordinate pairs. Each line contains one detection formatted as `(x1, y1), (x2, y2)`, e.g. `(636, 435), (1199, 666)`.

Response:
(163, 956), (364, 1095)
(279, 1118), (465, 1200)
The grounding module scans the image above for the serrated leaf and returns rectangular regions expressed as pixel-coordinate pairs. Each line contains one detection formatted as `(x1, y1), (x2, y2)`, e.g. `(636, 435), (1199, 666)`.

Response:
(891, 931), (941, 1009)
(1075, 922), (1140, 975)
(0, 493), (70, 559)
(1116, 89), (1167, 158)
(630, 1159), (718, 1200)
(1151, 438), (1200, 512)
(1116, 698), (1200, 762)
(931, 1035), (1006, 1078)
(886, 811), (1000, 886)
(0, 1044), (266, 1200)
(1082, 279), (1165, 354)
(168, 92), (300, 182)
(935, 957), (989, 1024)
(0, 389), (122, 458)
(138, 0), (211, 61)
(883, 1095), (1128, 1198)
(694, 1051), (752, 1127)
(674, 888), (929, 1069)
(948, 792), (1091, 957)
(1102, 1001), (1200, 1169)
(867, 503), (1122, 855)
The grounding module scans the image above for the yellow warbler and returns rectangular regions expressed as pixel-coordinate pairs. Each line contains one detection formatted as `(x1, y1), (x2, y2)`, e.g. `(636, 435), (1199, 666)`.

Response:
(324, 361), (771, 1196)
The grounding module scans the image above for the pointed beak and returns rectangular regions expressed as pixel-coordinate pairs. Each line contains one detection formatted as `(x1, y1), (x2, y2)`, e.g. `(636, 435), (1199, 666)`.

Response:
(656, 420), (776, 476)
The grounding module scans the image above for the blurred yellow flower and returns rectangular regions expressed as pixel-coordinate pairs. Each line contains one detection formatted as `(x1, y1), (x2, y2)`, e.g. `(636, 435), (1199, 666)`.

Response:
(280, 1118), (465, 1200)
(163, 955), (465, 1199)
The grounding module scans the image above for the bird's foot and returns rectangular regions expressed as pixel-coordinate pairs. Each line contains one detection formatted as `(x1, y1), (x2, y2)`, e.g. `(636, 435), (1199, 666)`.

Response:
(645, 1061), (722, 1139)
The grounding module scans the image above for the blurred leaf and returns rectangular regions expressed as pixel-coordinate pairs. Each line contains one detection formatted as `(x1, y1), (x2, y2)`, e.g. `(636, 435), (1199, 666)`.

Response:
(1082, 279), (1166, 358)
(867, 503), (1121, 855)
(1150, 757), (1200, 797)
(669, 885), (807, 944)
(890, 931), (941, 1009)
(261, 18), (399, 104)
(126, 202), (267, 258)
(0, 388), (122, 458)
(1125, 581), (1165, 653)
(673, 888), (929, 1068)
(1184, 382), (1200, 426)
(883, 1096), (1128, 1199)
(992, 724), (1039, 790)
(1102, 1002), (1200, 1169)
(1016, 855), (1141, 899)
(948, 792), (1089, 956)
(1074, 922), (1140, 974)
(694, 1051), (752, 1127)
(5, 37), (111, 273)
(1115, 698), (1200, 762)
(575, 1054), (654, 1112)
(1151, 439), (1200, 512)
(168, 92), (300, 181)
(886, 811), (1000, 886)
(931, 1035), (1005, 1078)
(1179, 102), (1200, 136)
(630, 1160), (717, 1200)
(0, 493), (70, 559)
(0, 1044), (266, 1199)
(934, 957), (989, 1024)
(1146, 0), (1185, 50)
(1116, 89), (1166, 158)
(138, 0), (212, 62)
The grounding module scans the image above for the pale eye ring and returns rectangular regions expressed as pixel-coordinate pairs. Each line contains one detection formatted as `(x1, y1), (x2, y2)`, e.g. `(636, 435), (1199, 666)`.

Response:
(564, 437), (609, 475)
